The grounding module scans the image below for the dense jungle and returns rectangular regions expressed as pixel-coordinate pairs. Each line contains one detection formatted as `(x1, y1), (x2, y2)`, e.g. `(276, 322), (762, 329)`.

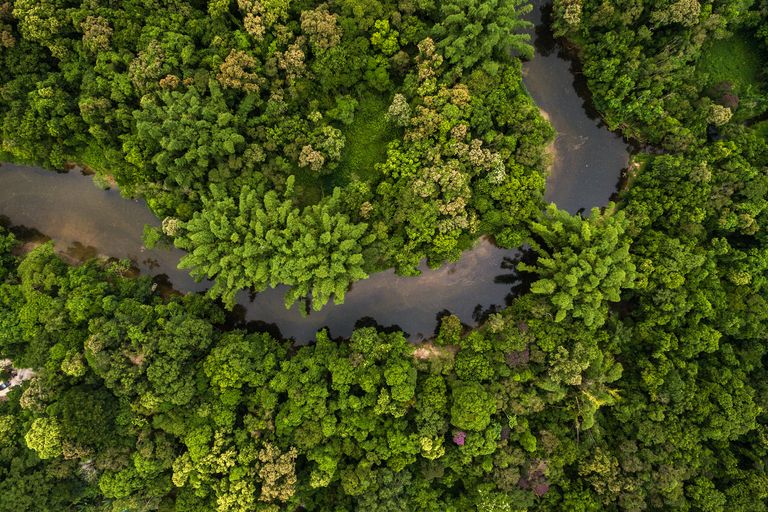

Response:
(1, 0), (768, 511)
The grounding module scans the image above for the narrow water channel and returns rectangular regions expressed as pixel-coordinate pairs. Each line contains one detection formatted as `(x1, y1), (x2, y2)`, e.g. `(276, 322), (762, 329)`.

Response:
(0, 1), (637, 343)
(0, 165), (210, 294)
(521, 0), (637, 214)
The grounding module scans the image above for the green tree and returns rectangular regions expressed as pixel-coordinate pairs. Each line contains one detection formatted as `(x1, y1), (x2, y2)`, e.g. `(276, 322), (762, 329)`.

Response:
(520, 203), (639, 327)
(450, 380), (496, 431)
(431, 0), (533, 74)
(128, 81), (247, 189)
(24, 417), (63, 459)
(174, 177), (374, 312)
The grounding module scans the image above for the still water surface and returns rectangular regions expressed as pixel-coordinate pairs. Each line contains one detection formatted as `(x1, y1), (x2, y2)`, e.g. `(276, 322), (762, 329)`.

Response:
(0, 1), (636, 342)
(0, 166), (209, 294)
(521, 0), (636, 214)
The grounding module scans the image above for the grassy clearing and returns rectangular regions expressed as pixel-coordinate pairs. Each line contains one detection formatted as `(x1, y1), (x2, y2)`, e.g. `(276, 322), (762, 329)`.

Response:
(292, 164), (325, 207)
(293, 94), (399, 206)
(697, 30), (767, 122)
(336, 93), (400, 184)
(697, 31), (765, 91)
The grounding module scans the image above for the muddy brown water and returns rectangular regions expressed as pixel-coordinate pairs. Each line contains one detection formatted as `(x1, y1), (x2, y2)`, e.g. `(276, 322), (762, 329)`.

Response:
(0, 1), (637, 343)
(0, 165), (211, 294)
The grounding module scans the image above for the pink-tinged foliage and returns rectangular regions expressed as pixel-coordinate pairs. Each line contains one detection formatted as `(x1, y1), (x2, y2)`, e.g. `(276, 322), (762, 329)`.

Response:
(518, 459), (549, 495)
(453, 431), (466, 445)
(715, 82), (739, 109)
(722, 94), (739, 109)
(505, 348), (529, 368)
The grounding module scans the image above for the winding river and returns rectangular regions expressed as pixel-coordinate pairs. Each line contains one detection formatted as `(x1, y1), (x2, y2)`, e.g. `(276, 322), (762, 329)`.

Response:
(0, 2), (636, 343)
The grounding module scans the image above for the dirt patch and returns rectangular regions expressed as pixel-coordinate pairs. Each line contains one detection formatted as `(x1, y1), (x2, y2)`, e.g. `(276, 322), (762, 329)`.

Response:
(123, 350), (146, 366)
(537, 108), (556, 176)
(618, 161), (643, 193)
(413, 343), (460, 360)
(0, 366), (36, 397)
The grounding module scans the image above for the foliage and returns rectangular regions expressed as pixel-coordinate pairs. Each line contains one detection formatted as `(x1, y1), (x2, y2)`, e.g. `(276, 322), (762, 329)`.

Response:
(0, 236), (619, 511)
(0, 0), (553, 308)
(520, 204), (638, 327)
(431, 0), (534, 73)
(7, 0), (768, 511)
(172, 176), (372, 311)
(551, 0), (768, 148)
(5, 124), (768, 510)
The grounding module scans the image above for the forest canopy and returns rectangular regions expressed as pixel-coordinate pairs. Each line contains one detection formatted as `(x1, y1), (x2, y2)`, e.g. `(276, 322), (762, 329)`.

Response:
(3, 119), (768, 511)
(2, 0), (768, 510)
(551, 0), (768, 150)
(0, 0), (553, 311)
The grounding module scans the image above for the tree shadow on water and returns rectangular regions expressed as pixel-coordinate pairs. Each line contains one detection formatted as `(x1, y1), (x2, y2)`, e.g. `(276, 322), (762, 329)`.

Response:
(64, 242), (99, 263)
(0, 214), (52, 246)
(472, 303), (503, 326)
(148, 273), (184, 300)
(240, 320), (284, 341)
(494, 245), (540, 308)
(353, 316), (409, 339)
(221, 303), (285, 341)
(533, 3), (558, 57)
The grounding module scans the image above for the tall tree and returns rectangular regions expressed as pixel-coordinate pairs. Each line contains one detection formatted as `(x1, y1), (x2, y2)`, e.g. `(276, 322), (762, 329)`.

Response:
(172, 177), (374, 312)
(431, 0), (533, 74)
(520, 203), (639, 327)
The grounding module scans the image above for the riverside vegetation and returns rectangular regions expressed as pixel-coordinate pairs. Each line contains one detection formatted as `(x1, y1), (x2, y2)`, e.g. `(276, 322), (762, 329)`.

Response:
(1, 0), (768, 511)
(0, 0), (552, 312)
(3, 125), (768, 511)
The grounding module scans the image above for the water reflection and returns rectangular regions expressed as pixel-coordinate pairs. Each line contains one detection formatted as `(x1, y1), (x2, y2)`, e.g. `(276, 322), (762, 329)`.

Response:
(0, 164), (524, 343)
(520, 0), (638, 213)
(0, 214), (52, 247)
(0, 0), (643, 344)
(0, 163), (210, 293)
(233, 239), (521, 343)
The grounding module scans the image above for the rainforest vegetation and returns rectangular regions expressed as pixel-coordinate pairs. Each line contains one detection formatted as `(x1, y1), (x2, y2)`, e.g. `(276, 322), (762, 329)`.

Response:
(551, 0), (768, 149)
(3, 123), (768, 511)
(1, 0), (768, 511)
(0, 0), (553, 311)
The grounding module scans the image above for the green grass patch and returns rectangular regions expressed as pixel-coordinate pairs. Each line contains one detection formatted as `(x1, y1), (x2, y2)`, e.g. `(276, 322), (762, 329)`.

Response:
(697, 30), (768, 122)
(336, 93), (400, 184)
(292, 93), (400, 206)
(292, 163), (325, 207)
(697, 30), (765, 91)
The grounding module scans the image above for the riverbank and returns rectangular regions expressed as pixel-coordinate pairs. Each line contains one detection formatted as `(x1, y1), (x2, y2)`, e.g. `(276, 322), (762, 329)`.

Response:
(0, 0), (642, 343)
(519, 0), (637, 214)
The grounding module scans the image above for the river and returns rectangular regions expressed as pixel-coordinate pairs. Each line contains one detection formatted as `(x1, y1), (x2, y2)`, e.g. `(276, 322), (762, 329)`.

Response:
(0, 1), (636, 343)
(522, 0), (636, 213)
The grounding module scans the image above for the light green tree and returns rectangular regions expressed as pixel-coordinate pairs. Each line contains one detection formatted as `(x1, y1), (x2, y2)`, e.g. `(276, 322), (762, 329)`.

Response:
(431, 0), (533, 74)
(519, 203), (639, 327)
(25, 417), (63, 459)
(174, 177), (374, 312)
